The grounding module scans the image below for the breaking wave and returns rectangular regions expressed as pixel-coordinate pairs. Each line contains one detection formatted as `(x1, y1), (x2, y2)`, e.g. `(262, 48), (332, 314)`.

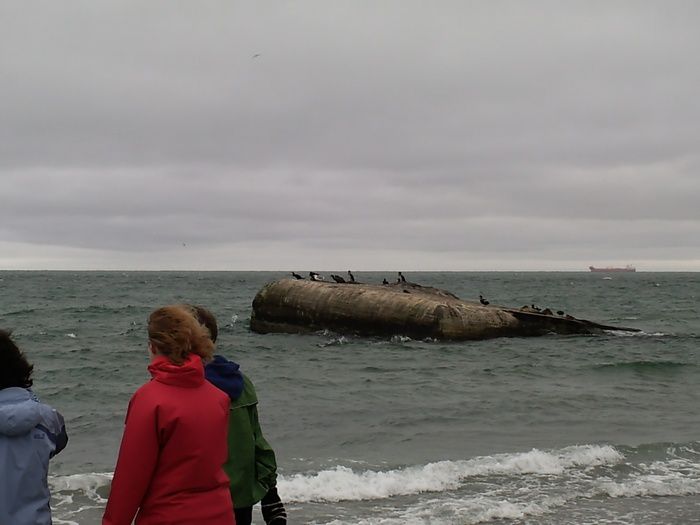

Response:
(279, 445), (623, 503)
(50, 443), (700, 524)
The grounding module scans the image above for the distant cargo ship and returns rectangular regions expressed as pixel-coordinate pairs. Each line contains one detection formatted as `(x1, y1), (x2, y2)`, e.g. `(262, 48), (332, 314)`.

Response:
(589, 265), (636, 273)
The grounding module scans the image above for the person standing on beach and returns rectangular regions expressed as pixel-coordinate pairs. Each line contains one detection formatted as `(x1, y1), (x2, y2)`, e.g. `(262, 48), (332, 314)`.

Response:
(192, 305), (287, 525)
(0, 329), (68, 525)
(102, 305), (234, 525)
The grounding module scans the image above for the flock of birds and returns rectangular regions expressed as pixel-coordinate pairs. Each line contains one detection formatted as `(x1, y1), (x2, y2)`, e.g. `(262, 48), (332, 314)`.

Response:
(290, 271), (499, 307)
(291, 270), (408, 285)
(519, 304), (574, 319)
(289, 271), (574, 317)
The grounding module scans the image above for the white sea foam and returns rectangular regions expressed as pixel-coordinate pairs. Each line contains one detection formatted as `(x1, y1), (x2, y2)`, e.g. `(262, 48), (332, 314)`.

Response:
(597, 475), (700, 498)
(278, 445), (623, 503)
(50, 472), (113, 524)
(318, 335), (349, 347)
(49, 472), (112, 503)
(51, 446), (700, 523)
(323, 494), (570, 525)
(404, 494), (568, 525)
(594, 457), (700, 498)
(314, 446), (700, 524)
(606, 329), (667, 337)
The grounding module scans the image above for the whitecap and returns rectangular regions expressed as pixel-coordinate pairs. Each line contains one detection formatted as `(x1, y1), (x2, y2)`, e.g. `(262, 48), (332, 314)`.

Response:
(605, 329), (666, 337)
(277, 444), (623, 503)
(400, 493), (568, 525)
(49, 472), (112, 504)
(593, 456), (700, 499)
(318, 336), (348, 347)
(52, 519), (80, 525)
(322, 493), (571, 525)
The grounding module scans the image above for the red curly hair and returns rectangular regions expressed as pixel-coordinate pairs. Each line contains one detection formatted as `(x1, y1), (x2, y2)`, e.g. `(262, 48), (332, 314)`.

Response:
(147, 305), (214, 365)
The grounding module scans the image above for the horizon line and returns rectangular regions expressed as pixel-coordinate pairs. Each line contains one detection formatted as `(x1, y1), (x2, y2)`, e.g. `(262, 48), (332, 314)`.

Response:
(1, 268), (695, 273)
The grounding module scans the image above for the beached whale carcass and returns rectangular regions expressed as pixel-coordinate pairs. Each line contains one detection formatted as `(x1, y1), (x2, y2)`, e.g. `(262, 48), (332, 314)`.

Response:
(250, 279), (639, 341)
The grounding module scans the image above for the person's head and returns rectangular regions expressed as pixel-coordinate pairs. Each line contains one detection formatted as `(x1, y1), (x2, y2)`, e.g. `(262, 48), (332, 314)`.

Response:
(0, 329), (34, 390)
(147, 305), (214, 365)
(188, 305), (218, 343)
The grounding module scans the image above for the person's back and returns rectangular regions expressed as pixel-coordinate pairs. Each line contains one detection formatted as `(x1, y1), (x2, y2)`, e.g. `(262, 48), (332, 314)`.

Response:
(103, 305), (234, 525)
(192, 305), (287, 525)
(0, 330), (68, 525)
(107, 355), (232, 523)
(205, 359), (278, 505)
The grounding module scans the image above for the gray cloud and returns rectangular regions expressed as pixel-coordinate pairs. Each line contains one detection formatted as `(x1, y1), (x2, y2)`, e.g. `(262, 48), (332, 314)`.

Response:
(1, 1), (699, 270)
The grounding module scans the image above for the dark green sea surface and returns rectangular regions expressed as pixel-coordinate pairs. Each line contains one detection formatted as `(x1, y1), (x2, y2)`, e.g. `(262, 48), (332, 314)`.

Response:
(1, 271), (699, 524)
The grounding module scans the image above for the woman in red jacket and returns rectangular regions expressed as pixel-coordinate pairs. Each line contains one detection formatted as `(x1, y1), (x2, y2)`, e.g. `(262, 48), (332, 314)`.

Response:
(103, 305), (235, 525)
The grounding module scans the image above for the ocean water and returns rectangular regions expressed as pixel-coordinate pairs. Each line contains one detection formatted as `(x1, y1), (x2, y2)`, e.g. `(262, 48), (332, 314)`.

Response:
(1, 270), (700, 524)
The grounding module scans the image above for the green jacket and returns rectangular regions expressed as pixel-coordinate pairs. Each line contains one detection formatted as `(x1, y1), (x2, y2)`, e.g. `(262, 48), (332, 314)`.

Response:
(224, 374), (278, 508)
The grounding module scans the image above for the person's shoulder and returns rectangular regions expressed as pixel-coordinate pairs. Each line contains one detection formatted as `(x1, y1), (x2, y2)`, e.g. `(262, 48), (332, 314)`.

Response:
(201, 378), (232, 404)
(203, 379), (229, 396)
(132, 379), (157, 397)
(229, 373), (258, 407)
(129, 380), (165, 407)
(241, 372), (256, 390)
(35, 401), (66, 434)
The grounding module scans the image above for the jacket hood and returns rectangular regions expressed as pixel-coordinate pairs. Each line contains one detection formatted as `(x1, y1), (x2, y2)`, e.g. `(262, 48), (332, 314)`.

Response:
(0, 387), (42, 436)
(148, 353), (206, 388)
(204, 355), (244, 400)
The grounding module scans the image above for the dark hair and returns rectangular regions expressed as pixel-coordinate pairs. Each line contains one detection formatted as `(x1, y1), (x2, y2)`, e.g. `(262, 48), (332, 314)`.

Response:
(189, 305), (218, 343)
(147, 305), (214, 365)
(0, 329), (34, 389)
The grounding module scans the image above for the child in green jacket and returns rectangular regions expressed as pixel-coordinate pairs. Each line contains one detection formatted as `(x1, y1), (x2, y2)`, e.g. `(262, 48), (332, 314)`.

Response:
(193, 306), (287, 525)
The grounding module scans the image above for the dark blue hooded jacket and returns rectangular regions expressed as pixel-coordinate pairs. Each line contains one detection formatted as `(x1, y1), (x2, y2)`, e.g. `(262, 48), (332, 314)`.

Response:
(204, 355), (245, 401)
(203, 355), (279, 509)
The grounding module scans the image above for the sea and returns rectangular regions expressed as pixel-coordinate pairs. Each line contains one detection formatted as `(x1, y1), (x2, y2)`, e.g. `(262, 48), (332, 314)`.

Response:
(1, 270), (699, 524)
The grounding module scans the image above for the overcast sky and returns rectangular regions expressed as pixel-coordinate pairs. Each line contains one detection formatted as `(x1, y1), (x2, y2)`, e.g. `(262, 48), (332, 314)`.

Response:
(1, 1), (698, 271)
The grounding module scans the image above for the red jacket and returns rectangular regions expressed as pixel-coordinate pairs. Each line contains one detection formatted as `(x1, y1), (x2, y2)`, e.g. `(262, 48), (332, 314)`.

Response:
(103, 354), (235, 525)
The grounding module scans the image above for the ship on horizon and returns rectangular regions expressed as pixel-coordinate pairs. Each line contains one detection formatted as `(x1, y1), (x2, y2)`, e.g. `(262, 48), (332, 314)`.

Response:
(589, 265), (636, 273)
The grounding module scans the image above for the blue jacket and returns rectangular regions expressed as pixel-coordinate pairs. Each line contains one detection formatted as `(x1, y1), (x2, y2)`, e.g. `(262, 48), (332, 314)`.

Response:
(0, 387), (68, 525)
